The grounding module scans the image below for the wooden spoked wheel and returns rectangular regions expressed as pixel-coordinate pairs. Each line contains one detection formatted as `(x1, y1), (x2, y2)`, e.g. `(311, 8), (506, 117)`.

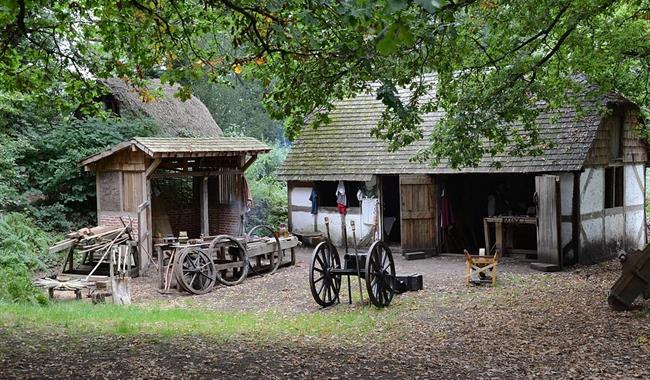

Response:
(365, 241), (396, 308)
(209, 235), (249, 286)
(174, 247), (216, 295)
(246, 224), (282, 275)
(309, 241), (342, 307)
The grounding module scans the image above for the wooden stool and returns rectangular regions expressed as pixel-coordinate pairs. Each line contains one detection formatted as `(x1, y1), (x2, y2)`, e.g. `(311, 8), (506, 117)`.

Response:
(464, 249), (500, 286)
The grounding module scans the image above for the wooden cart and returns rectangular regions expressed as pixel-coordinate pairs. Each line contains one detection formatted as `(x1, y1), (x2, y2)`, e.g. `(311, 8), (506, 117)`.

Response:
(156, 225), (299, 294)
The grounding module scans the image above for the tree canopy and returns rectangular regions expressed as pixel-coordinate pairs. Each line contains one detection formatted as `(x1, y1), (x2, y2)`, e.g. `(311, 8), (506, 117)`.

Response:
(2, 0), (649, 166)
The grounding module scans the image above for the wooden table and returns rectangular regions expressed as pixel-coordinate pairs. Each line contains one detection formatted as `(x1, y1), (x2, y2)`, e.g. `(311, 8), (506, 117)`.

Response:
(483, 216), (537, 256)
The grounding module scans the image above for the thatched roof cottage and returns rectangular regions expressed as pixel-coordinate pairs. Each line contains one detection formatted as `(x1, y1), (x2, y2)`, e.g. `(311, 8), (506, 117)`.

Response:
(100, 78), (223, 137)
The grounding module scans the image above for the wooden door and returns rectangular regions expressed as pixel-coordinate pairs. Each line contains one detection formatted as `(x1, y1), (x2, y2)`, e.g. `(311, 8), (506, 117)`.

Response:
(535, 175), (561, 266)
(400, 175), (437, 253)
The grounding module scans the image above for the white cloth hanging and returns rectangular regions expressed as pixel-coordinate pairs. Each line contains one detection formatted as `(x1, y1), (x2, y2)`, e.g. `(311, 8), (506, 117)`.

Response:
(336, 180), (347, 206)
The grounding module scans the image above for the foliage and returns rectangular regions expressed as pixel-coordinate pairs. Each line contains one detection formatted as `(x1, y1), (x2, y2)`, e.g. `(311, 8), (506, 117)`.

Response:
(0, 117), (158, 231)
(245, 144), (289, 230)
(2, 1), (650, 167)
(0, 213), (53, 304)
(189, 76), (286, 143)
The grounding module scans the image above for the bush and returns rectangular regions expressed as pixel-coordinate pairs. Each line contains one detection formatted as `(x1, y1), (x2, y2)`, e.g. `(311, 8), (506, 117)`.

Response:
(0, 116), (159, 231)
(0, 212), (53, 304)
(245, 144), (289, 230)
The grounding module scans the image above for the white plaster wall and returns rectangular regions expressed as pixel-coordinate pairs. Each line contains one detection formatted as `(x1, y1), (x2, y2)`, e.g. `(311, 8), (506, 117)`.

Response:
(624, 164), (644, 207)
(292, 208), (362, 246)
(626, 210), (646, 249)
(561, 221), (572, 254)
(581, 218), (604, 248)
(291, 187), (313, 207)
(580, 167), (604, 214)
(624, 164), (646, 250)
(559, 173), (573, 216)
(605, 213), (624, 243)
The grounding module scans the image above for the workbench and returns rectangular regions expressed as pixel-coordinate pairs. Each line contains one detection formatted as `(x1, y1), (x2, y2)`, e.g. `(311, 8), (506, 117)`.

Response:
(483, 216), (537, 256)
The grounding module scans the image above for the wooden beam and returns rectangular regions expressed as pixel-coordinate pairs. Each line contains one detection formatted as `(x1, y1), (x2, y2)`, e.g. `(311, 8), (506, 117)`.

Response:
(150, 170), (243, 179)
(145, 157), (162, 178)
(201, 177), (209, 236)
(242, 154), (258, 171)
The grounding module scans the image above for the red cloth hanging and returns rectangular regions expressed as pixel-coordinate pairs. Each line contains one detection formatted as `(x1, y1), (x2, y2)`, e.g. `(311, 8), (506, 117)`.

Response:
(337, 203), (347, 215)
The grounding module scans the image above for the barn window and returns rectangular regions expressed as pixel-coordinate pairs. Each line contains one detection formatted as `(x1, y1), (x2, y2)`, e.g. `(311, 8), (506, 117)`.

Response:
(314, 181), (363, 208)
(609, 109), (624, 160)
(605, 166), (624, 208)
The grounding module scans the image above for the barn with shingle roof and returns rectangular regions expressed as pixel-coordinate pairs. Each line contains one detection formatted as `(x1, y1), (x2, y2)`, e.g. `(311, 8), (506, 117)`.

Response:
(279, 84), (649, 267)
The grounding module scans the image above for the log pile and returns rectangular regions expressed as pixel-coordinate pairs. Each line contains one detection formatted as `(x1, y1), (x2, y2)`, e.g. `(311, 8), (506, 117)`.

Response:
(38, 223), (137, 302)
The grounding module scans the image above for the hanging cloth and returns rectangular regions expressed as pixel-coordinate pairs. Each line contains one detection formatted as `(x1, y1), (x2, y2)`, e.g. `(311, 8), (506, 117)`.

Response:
(440, 188), (455, 245)
(336, 180), (347, 215)
(336, 180), (347, 206)
(242, 177), (253, 212)
(309, 188), (318, 215)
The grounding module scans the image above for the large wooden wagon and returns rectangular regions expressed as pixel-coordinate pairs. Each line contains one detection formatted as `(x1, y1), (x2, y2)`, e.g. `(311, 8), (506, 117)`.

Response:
(156, 226), (299, 294)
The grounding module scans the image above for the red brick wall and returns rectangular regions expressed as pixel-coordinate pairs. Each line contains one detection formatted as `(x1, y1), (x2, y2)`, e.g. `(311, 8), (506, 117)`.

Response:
(158, 204), (242, 238)
(209, 204), (242, 236)
(98, 213), (140, 240)
(166, 208), (201, 238)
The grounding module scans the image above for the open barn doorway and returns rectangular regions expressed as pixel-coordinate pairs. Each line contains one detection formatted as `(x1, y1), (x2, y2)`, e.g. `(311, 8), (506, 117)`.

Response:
(380, 176), (401, 245)
(440, 174), (538, 257)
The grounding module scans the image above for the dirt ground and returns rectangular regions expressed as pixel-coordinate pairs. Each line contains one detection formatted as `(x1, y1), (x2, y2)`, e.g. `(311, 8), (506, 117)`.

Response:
(129, 247), (538, 313)
(2, 248), (650, 379)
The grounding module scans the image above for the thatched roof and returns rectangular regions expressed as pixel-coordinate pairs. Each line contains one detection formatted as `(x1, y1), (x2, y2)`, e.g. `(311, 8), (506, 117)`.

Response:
(101, 78), (222, 137)
(278, 78), (637, 181)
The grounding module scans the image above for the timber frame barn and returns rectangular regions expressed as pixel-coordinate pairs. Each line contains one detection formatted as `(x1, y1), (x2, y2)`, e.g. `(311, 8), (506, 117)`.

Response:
(81, 137), (270, 269)
(279, 84), (650, 267)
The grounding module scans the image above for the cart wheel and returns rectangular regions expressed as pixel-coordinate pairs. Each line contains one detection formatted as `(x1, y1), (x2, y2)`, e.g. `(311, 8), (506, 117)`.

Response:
(175, 247), (216, 295)
(365, 241), (396, 308)
(246, 225), (282, 275)
(309, 241), (342, 307)
(210, 235), (249, 286)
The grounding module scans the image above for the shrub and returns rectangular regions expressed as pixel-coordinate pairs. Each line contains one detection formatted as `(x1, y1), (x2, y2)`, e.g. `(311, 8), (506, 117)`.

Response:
(0, 116), (159, 231)
(0, 212), (53, 304)
(245, 144), (289, 230)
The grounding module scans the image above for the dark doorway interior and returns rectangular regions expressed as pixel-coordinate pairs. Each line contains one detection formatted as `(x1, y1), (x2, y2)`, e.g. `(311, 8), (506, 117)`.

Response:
(381, 176), (401, 244)
(440, 174), (537, 254)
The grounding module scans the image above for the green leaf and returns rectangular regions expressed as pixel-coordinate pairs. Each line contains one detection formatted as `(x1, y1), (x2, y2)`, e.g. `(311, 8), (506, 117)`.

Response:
(376, 24), (400, 55)
(415, 0), (441, 13)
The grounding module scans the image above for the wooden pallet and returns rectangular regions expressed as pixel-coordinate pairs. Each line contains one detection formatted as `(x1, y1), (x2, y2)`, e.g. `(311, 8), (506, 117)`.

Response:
(608, 245), (650, 311)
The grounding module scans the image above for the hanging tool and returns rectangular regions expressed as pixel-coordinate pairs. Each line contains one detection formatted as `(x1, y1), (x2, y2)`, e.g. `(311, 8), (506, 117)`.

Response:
(350, 220), (364, 304)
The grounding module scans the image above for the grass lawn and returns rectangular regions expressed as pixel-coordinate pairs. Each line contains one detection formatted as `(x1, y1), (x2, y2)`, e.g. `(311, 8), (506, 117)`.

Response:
(0, 300), (403, 341)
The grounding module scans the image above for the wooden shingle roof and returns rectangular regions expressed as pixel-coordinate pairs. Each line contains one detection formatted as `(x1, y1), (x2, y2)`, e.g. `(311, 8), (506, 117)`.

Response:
(81, 137), (270, 166)
(278, 86), (609, 181)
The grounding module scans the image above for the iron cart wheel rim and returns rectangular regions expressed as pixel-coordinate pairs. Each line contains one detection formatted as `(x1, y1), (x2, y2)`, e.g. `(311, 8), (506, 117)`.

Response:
(309, 241), (342, 307)
(209, 234), (250, 286)
(174, 247), (216, 295)
(365, 241), (396, 308)
(245, 224), (283, 275)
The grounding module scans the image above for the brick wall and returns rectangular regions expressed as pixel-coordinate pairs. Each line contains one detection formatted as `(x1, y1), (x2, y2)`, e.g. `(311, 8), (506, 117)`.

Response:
(209, 204), (242, 236)
(98, 212), (139, 240)
(166, 208), (201, 238)
(160, 204), (242, 238)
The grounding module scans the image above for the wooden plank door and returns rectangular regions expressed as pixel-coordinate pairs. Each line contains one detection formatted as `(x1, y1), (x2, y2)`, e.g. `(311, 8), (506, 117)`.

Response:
(400, 175), (437, 253)
(535, 175), (561, 266)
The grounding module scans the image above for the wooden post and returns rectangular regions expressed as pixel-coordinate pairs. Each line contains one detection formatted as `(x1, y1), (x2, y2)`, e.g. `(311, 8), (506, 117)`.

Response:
(201, 176), (209, 236)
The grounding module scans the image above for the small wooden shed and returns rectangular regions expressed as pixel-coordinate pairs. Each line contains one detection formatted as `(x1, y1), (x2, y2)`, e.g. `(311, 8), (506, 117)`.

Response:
(81, 137), (271, 269)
